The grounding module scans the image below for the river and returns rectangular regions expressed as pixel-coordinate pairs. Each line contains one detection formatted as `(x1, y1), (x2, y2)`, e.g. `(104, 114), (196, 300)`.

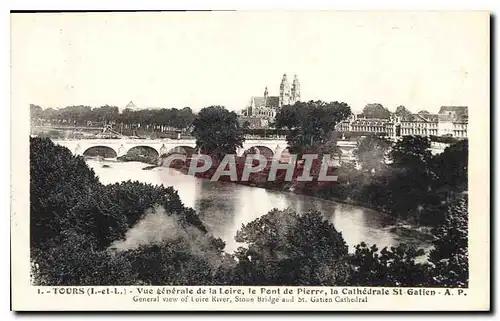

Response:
(86, 159), (431, 254)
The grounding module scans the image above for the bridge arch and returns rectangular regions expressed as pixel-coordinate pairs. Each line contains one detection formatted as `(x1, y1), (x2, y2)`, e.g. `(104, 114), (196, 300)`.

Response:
(243, 145), (274, 160)
(83, 146), (117, 158)
(164, 145), (197, 158)
(126, 145), (160, 158)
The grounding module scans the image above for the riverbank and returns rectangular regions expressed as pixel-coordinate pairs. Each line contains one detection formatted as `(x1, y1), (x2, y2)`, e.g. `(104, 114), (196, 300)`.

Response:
(117, 154), (158, 165)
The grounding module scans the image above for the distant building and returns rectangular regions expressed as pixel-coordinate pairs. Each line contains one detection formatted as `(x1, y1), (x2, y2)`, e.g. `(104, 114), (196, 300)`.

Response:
(347, 116), (392, 134)
(125, 101), (137, 109)
(120, 101), (142, 113)
(238, 116), (271, 129)
(398, 113), (439, 136)
(239, 74), (301, 128)
(335, 106), (468, 138)
(437, 106), (468, 138)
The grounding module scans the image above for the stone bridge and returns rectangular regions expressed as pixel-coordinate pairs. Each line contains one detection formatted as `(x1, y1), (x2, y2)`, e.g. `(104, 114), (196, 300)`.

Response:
(52, 138), (361, 161)
(53, 138), (288, 160)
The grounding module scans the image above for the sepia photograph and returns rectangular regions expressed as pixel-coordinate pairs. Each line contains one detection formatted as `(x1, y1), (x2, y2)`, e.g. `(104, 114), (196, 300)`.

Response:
(10, 10), (490, 311)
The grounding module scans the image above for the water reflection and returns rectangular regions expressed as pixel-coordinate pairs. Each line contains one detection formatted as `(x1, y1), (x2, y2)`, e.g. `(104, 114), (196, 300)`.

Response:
(87, 160), (423, 254)
(193, 180), (239, 239)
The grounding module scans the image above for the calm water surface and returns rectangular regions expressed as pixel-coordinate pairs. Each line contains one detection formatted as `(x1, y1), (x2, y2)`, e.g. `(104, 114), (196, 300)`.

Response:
(87, 159), (429, 254)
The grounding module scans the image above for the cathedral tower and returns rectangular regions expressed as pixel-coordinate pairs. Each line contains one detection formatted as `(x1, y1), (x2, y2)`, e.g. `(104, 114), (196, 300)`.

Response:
(279, 73), (291, 107)
(291, 75), (300, 104)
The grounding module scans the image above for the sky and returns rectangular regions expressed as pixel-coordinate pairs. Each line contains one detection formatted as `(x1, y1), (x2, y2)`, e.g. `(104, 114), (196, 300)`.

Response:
(11, 11), (489, 113)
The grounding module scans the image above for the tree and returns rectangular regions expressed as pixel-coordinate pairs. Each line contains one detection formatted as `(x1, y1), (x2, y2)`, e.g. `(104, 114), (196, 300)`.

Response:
(384, 136), (436, 221)
(326, 161), (365, 199)
(31, 105), (197, 133)
(274, 100), (351, 154)
(30, 104), (43, 120)
(192, 106), (245, 159)
(31, 230), (138, 286)
(395, 105), (412, 118)
(432, 139), (468, 193)
(232, 209), (350, 285)
(360, 103), (391, 119)
(91, 105), (120, 124)
(42, 108), (56, 121)
(30, 137), (101, 250)
(57, 105), (93, 125)
(178, 107), (195, 129)
(429, 195), (469, 287)
(353, 136), (392, 174)
(389, 135), (433, 168)
(30, 137), (214, 285)
(122, 232), (231, 285)
(418, 110), (431, 115)
(348, 242), (431, 286)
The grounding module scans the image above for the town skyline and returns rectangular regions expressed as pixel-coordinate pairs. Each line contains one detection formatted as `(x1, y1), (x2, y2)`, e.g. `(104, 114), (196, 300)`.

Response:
(12, 12), (488, 114)
(29, 97), (468, 116)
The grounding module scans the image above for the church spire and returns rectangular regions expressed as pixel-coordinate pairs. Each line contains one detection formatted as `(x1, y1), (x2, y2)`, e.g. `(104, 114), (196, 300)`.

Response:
(291, 74), (300, 103)
(279, 73), (291, 107)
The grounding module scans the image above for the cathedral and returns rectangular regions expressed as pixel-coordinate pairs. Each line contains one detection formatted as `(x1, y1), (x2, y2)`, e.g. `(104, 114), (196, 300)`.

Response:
(241, 74), (301, 122)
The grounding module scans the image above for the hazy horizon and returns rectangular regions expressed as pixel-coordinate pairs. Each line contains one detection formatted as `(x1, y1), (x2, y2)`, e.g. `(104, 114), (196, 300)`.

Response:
(12, 11), (489, 114)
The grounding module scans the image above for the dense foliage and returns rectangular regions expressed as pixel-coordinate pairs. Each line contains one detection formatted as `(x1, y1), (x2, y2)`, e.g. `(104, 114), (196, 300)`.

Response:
(360, 103), (392, 119)
(394, 105), (412, 118)
(231, 209), (350, 285)
(228, 203), (468, 287)
(431, 139), (468, 192)
(31, 137), (468, 287)
(352, 135), (392, 174)
(314, 136), (468, 227)
(192, 106), (245, 159)
(428, 195), (469, 287)
(348, 243), (431, 286)
(274, 100), (351, 154)
(30, 137), (211, 285)
(30, 104), (195, 130)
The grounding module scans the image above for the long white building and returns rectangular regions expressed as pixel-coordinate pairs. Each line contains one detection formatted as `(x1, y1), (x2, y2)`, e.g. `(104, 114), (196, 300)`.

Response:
(336, 106), (468, 138)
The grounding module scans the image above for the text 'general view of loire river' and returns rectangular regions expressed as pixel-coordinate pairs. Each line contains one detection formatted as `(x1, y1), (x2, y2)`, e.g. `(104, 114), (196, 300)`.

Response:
(86, 159), (431, 255)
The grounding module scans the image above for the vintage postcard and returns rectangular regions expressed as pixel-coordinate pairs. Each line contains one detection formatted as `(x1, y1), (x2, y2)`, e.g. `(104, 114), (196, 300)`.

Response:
(11, 11), (490, 311)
